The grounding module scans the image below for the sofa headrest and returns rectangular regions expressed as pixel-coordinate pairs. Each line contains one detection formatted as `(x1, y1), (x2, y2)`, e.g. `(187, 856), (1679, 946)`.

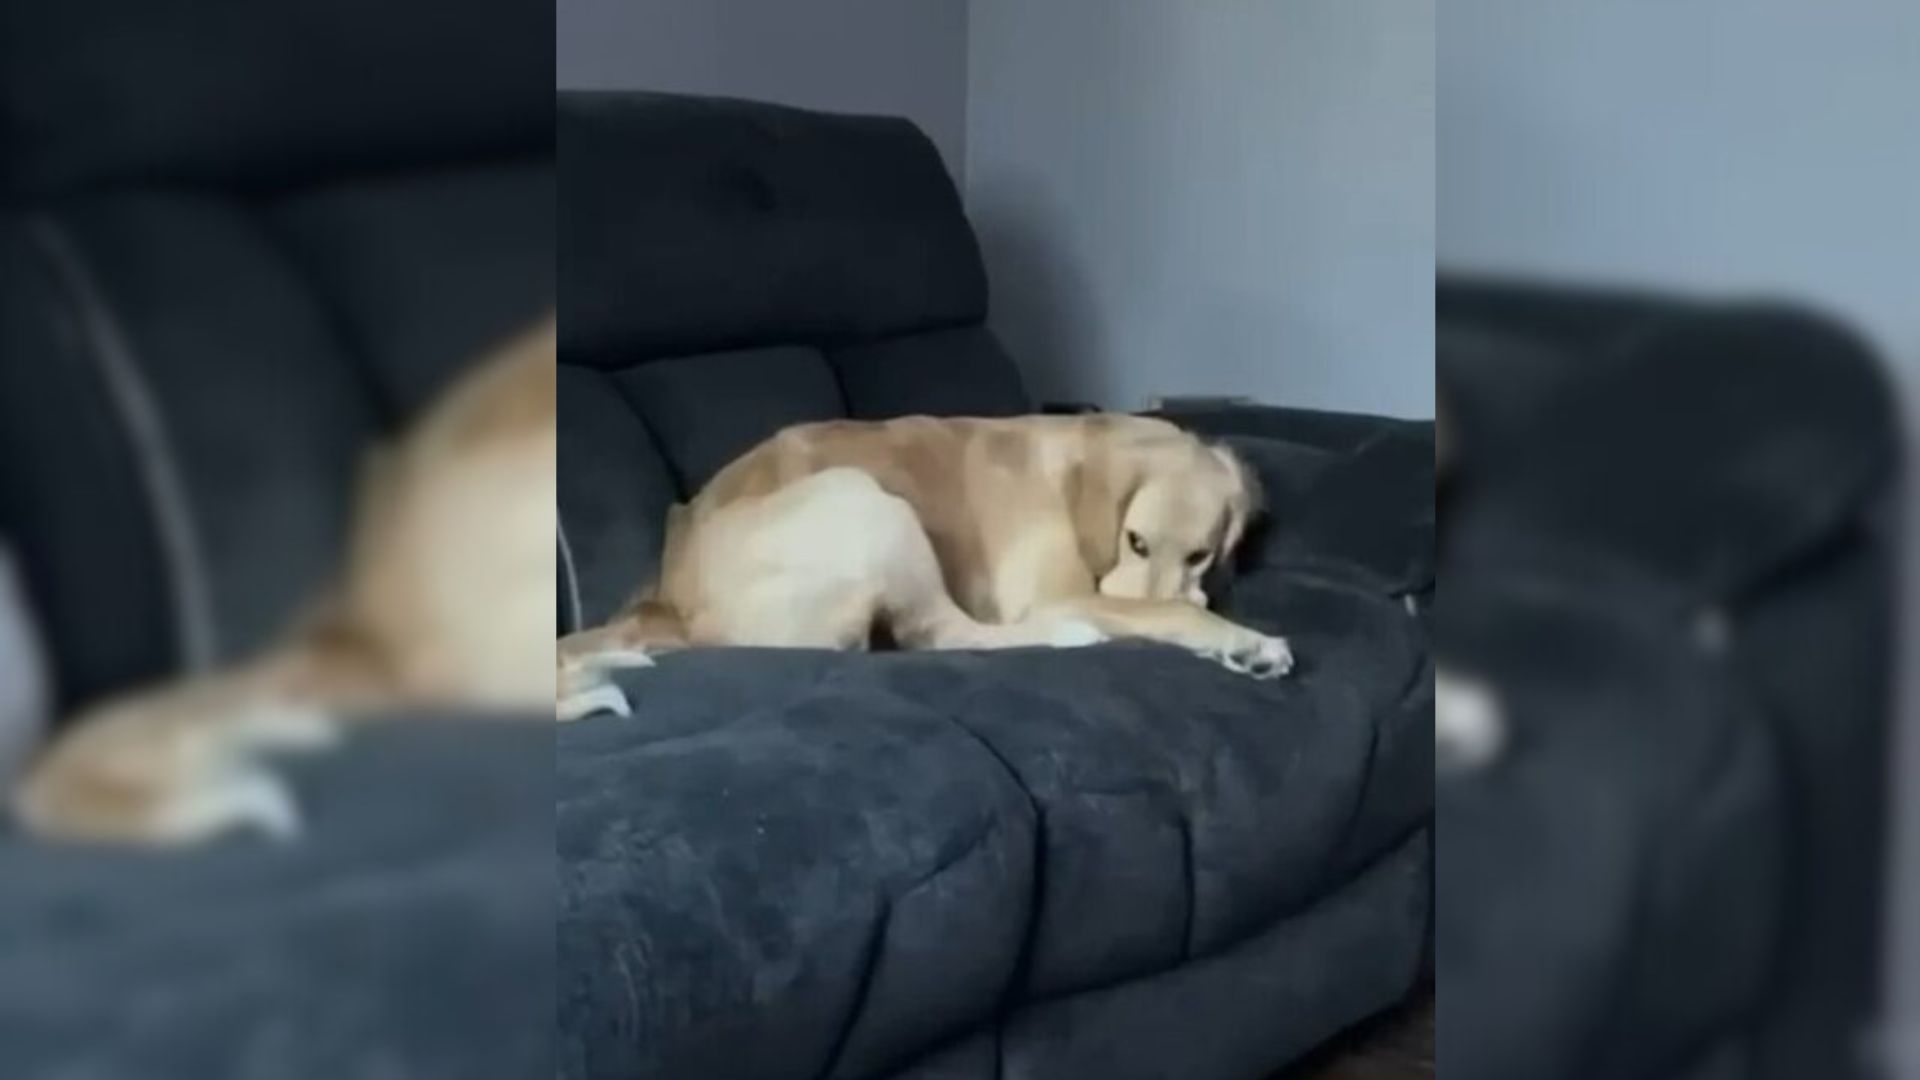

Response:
(0, 0), (553, 197)
(559, 91), (988, 369)
(1438, 274), (1686, 363)
(1463, 302), (1899, 604)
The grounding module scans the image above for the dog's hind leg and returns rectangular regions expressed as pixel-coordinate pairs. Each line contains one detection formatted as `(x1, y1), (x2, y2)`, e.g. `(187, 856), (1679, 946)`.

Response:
(703, 468), (1101, 654)
(826, 474), (1104, 653)
(553, 471), (889, 720)
(556, 601), (686, 721)
(11, 657), (343, 846)
(559, 467), (1108, 725)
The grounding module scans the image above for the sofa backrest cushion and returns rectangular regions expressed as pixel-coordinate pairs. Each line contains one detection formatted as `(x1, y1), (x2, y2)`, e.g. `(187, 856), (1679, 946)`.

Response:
(0, 173), (554, 713)
(556, 93), (1030, 628)
(1438, 277), (1899, 605)
(0, 0), (556, 714)
(0, 0), (553, 197)
(559, 92), (990, 366)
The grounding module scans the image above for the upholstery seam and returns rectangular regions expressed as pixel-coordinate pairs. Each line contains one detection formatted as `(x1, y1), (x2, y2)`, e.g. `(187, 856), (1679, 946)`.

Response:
(245, 203), (397, 425)
(594, 362), (693, 499)
(1028, 823), (1430, 1014)
(557, 516), (583, 634)
(24, 214), (219, 670)
(922, 688), (1048, 1080)
(816, 898), (892, 1080)
(882, 826), (1431, 1077)
(879, 670), (1399, 1024)
(1321, 695), (1386, 907)
(835, 820), (1007, 1080)
(818, 342), (857, 418)
(1177, 811), (1199, 961)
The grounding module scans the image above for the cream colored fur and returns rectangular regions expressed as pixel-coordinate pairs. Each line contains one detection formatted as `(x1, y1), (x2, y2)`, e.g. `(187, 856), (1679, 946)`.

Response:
(559, 414), (1291, 721)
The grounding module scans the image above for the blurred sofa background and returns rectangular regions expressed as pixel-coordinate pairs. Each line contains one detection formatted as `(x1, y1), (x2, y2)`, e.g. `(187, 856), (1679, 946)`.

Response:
(1439, 5), (1920, 1075)
(0, 2), (555, 1077)
(1438, 277), (1901, 1080)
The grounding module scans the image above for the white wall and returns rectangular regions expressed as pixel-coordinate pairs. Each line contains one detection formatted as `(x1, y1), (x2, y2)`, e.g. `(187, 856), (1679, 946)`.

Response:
(1439, 0), (1920, 394)
(966, 0), (1435, 417)
(556, 0), (1435, 417)
(557, 0), (971, 177)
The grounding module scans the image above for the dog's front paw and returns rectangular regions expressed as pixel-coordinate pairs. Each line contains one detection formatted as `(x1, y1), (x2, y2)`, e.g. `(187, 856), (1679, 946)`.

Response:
(1216, 633), (1294, 680)
(1043, 617), (1107, 648)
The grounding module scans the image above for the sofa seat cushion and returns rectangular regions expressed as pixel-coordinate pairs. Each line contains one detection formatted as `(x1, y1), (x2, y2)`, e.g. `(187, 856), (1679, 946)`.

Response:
(1225, 571), (1432, 870)
(0, 721), (552, 1080)
(0, 162), (552, 712)
(888, 829), (1429, 1080)
(558, 583), (1430, 1079)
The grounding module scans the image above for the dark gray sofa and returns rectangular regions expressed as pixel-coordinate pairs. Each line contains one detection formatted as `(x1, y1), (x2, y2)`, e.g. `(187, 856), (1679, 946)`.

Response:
(0, 2), (555, 1077)
(1437, 277), (1902, 1080)
(556, 92), (1435, 1080)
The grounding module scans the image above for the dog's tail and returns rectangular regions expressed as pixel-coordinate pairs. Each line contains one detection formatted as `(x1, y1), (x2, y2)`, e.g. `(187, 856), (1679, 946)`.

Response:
(9, 591), (442, 846)
(604, 500), (694, 648)
(617, 591), (691, 650)
(557, 502), (699, 722)
(556, 588), (690, 723)
(10, 642), (353, 847)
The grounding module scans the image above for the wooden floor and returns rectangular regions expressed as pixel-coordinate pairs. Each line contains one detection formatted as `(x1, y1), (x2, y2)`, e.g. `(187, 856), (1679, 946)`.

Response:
(1274, 984), (1434, 1080)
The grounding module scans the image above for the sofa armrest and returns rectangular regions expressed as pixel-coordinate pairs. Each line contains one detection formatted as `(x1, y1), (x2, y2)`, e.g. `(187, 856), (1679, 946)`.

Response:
(1204, 419), (1436, 601)
(1147, 403), (1431, 455)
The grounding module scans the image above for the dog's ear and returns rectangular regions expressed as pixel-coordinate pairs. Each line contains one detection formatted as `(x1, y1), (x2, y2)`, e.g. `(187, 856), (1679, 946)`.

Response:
(1067, 450), (1141, 580)
(1210, 443), (1263, 564)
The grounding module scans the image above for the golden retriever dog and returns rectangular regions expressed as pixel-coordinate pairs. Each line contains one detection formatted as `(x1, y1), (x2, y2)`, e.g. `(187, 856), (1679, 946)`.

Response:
(11, 319), (557, 846)
(559, 414), (1293, 721)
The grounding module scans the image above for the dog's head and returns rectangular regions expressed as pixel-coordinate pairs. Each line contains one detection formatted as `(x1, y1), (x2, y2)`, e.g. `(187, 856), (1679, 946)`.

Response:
(1091, 437), (1261, 607)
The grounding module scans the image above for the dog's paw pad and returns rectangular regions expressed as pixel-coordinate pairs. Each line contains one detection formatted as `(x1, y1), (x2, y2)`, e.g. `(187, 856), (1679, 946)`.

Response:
(558, 682), (632, 723)
(1223, 635), (1293, 680)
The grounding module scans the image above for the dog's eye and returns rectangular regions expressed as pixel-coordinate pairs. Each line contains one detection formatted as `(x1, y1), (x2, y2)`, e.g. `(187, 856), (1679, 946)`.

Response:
(1126, 531), (1148, 557)
(1185, 550), (1210, 568)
